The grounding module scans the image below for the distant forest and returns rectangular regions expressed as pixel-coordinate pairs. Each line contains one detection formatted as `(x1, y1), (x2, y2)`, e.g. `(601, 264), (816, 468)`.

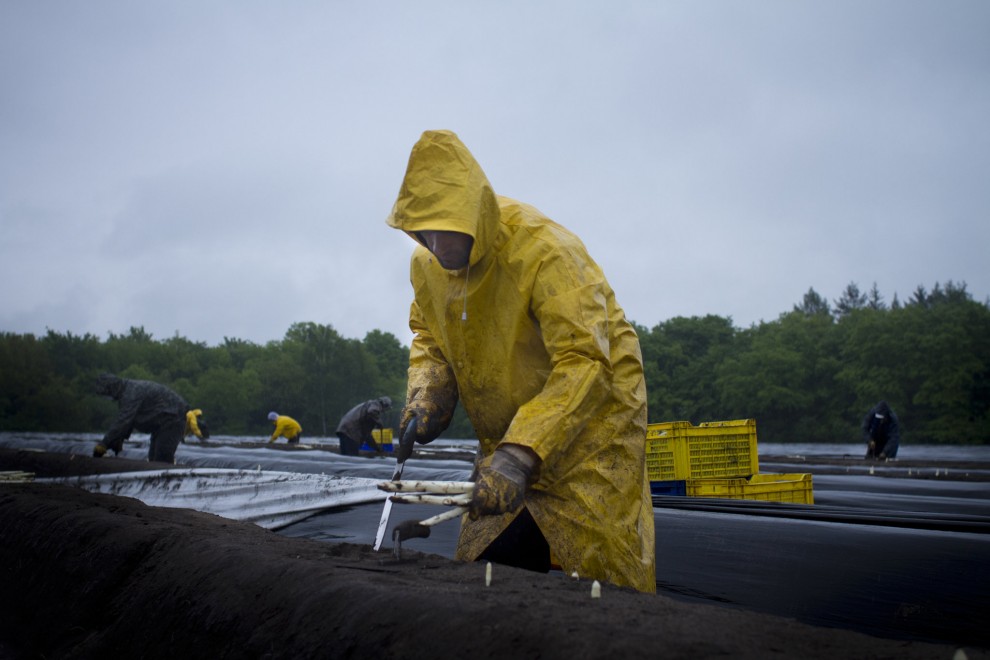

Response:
(1, 281), (988, 445)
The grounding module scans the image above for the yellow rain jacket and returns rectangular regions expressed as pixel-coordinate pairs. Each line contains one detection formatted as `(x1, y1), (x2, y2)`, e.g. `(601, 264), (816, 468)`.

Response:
(185, 409), (204, 439)
(269, 416), (302, 443)
(386, 130), (656, 593)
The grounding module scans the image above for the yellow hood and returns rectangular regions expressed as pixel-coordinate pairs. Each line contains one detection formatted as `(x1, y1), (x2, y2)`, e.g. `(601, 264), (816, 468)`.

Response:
(386, 129), (499, 268)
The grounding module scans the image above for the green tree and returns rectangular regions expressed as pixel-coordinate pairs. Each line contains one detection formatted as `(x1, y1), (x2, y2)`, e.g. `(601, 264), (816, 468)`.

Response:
(834, 282), (867, 319)
(284, 322), (346, 436)
(865, 282), (886, 311)
(195, 366), (262, 435)
(793, 287), (832, 317)
(638, 315), (736, 423)
(0, 333), (54, 430)
(717, 310), (842, 442)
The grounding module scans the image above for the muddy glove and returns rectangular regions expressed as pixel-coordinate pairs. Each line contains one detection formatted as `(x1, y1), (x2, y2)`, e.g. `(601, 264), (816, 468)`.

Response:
(469, 444), (540, 521)
(399, 400), (452, 447)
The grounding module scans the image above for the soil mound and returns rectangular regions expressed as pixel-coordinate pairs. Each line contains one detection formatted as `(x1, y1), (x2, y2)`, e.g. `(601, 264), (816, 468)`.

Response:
(0, 449), (980, 659)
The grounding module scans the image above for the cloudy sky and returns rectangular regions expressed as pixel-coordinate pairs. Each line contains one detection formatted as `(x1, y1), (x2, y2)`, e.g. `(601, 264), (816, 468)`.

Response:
(2, 2), (988, 347)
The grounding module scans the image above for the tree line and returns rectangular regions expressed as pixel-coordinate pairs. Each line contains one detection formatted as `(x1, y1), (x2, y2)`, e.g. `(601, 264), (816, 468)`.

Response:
(1, 281), (987, 445)
(0, 322), (411, 440)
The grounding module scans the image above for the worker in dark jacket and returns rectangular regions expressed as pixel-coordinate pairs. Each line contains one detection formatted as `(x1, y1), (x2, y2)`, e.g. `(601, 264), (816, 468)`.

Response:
(336, 396), (392, 456)
(93, 373), (189, 463)
(863, 400), (900, 459)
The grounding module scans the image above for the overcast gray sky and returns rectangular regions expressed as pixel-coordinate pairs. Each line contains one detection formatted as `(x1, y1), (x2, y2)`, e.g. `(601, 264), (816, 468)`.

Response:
(2, 1), (988, 347)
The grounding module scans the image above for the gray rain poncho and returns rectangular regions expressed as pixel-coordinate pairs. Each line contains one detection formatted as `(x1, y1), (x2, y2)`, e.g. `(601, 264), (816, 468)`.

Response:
(95, 373), (189, 463)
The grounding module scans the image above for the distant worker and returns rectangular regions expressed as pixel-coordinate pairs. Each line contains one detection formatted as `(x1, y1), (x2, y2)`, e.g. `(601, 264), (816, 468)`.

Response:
(863, 400), (900, 459)
(336, 396), (392, 456)
(184, 408), (210, 442)
(386, 130), (655, 593)
(93, 373), (188, 464)
(267, 411), (302, 444)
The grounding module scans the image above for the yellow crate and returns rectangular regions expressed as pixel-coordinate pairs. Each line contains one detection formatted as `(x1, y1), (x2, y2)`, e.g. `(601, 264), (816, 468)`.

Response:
(646, 419), (759, 481)
(686, 473), (814, 505)
(362, 428), (394, 451)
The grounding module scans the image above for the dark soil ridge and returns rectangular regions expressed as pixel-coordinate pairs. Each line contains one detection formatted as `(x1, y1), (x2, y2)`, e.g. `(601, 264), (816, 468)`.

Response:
(0, 449), (983, 659)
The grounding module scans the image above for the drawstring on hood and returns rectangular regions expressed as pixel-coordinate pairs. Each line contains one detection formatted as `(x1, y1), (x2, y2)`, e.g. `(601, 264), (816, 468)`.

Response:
(462, 261), (470, 321)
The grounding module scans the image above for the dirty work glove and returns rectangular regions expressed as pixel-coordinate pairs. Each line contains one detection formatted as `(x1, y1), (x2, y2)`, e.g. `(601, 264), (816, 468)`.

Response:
(399, 401), (452, 446)
(469, 444), (540, 521)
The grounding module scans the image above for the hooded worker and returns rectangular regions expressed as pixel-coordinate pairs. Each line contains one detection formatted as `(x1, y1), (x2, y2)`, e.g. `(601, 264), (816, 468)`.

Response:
(863, 400), (901, 459)
(93, 373), (189, 464)
(336, 396), (392, 456)
(184, 409), (210, 441)
(267, 411), (303, 444)
(386, 130), (656, 593)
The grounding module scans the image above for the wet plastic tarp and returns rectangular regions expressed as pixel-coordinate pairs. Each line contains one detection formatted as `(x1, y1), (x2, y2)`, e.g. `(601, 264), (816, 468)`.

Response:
(41, 469), (387, 530)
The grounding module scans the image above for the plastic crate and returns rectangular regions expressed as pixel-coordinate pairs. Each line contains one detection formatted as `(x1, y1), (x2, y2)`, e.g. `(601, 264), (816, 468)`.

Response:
(686, 473), (814, 505)
(361, 428), (394, 452)
(646, 419), (759, 481)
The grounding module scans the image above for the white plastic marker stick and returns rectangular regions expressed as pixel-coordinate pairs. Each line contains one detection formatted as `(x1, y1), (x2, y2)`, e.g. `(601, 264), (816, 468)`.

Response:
(591, 580), (601, 599)
(486, 562), (492, 587)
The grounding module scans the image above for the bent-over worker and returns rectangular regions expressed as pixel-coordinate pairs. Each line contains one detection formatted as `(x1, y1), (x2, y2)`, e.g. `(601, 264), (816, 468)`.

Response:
(93, 373), (188, 464)
(863, 400), (900, 459)
(268, 412), (303, 444)
(184, 408), (210, 441)
(386, 129), (655, 593)
(336, 396), (392, 456)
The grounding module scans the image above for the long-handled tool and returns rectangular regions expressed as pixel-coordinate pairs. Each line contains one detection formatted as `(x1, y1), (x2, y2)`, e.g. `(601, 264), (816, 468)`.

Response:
(372, 424), (418, 551)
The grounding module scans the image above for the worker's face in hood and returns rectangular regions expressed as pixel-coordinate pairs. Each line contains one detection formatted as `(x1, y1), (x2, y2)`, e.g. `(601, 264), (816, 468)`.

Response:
(419, 230), (473, 270)
(94, 373), (124, 399)
(385, 129), (498, 268)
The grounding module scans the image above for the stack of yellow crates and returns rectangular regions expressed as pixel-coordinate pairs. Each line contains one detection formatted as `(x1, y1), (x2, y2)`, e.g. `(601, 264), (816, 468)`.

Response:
(361, 428), (394, 452)
(647, 419), (813, 504)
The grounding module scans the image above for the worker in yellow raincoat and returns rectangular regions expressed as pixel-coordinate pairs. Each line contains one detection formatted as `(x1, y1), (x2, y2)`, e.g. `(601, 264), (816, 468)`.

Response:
(184, 409), (210, 441)
(386, 129), (656, 593)
(267, 412), (302, 444)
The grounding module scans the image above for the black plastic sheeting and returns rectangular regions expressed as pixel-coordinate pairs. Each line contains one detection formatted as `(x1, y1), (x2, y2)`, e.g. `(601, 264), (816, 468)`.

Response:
(654, 493), (990, 534)
(652, 499), (990, 646)
(3, 433), (989, 648)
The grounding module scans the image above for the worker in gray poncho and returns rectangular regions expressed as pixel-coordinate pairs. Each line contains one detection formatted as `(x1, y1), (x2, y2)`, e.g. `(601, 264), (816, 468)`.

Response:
(93, 373), (188, 464)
